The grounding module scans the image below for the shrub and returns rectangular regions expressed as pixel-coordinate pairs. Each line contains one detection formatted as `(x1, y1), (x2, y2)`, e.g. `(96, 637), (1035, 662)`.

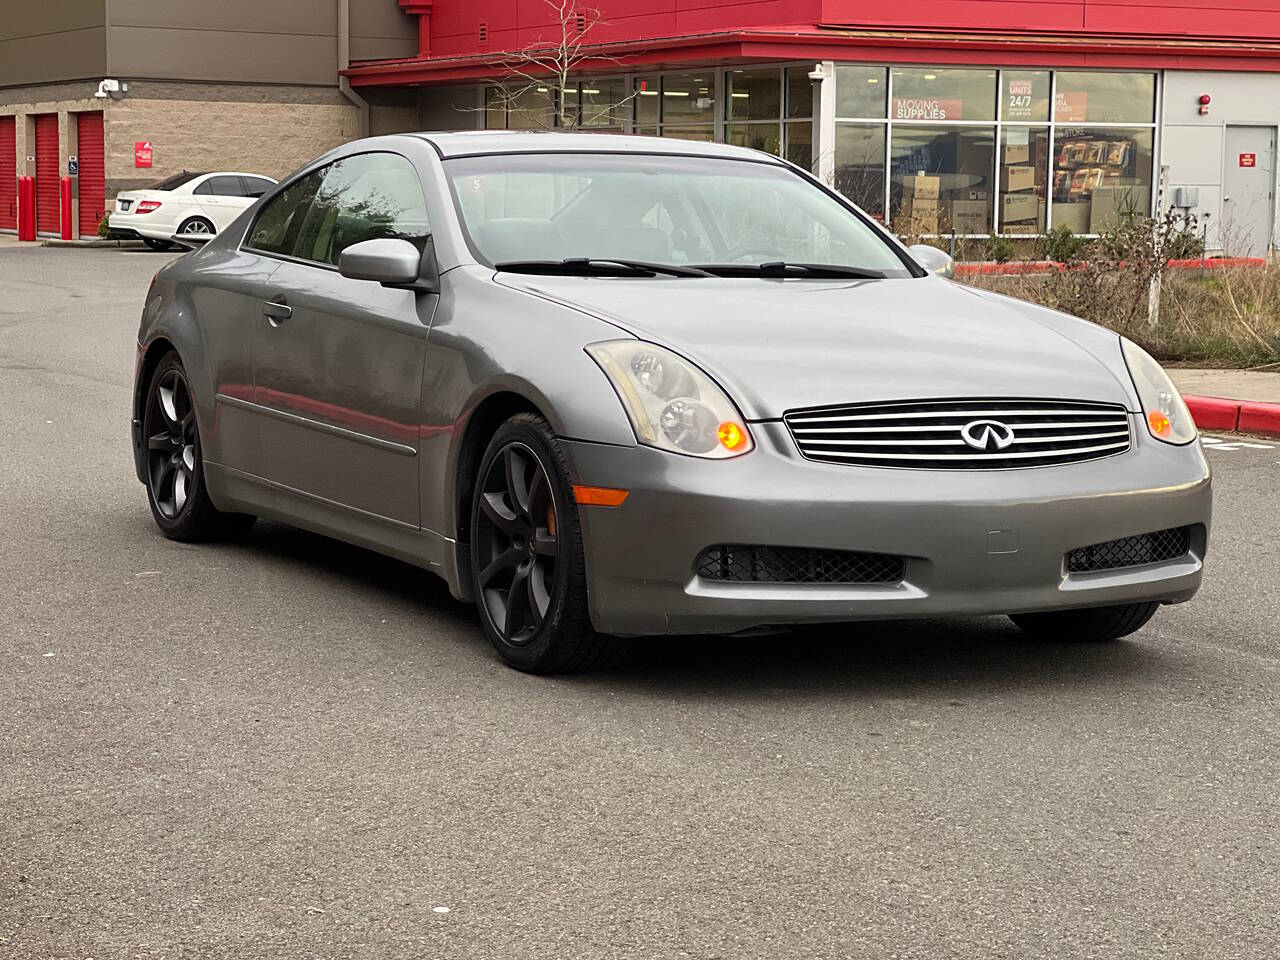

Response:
(984, 233), (1014, 263)
(1037, 224), (1087, 264)
(96, 212), (111, 239)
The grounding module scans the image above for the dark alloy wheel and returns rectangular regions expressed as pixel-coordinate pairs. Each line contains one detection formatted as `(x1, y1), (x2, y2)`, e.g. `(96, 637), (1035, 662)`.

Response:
(145, 366), (199, 521)
(142, 352), (254, 541)
(470, 413), (626, 673)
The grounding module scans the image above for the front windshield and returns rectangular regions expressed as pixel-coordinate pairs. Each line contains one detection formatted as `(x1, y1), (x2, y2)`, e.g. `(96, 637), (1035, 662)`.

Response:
(445, 152), (915, 277)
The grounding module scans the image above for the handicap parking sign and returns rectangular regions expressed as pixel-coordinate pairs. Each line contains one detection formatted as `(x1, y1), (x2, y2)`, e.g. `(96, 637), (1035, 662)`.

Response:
(68, 156), (79, 176)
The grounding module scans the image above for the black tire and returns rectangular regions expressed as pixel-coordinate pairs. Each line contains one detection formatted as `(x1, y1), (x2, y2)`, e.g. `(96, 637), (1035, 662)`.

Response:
(1009, 602), (1160, 642)
(176, 216), (216, 237)
(142, 237), (175, 252)
(142, 351), (254, 542)
(469, 413), (627, 673)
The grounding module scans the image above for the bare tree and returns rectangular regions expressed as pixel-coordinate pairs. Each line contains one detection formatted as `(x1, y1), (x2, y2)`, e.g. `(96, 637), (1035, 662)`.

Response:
(476, 0), (636, 130)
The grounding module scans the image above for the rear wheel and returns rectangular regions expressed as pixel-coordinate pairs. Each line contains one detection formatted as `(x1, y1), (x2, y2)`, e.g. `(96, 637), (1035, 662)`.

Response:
(176, 216), (215, 237)
(1009, 602), (1160, 642)
(142, 352), (253, 542)
(469, 413), (626, 673)
(142, 237), (174, 252)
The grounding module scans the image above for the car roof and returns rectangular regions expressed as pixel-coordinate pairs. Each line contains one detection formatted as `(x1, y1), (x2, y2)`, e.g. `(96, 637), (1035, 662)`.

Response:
(410, 130), (785, 163)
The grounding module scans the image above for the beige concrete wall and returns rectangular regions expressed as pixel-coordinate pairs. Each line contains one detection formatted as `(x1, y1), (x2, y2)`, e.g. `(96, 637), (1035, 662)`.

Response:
(105, 98), (360, 193)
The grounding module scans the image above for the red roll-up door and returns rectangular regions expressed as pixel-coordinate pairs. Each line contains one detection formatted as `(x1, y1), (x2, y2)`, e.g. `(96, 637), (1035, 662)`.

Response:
(76, 112), (105, 237)
(34, 113), (59, 235)
(0, 116), (15, 231)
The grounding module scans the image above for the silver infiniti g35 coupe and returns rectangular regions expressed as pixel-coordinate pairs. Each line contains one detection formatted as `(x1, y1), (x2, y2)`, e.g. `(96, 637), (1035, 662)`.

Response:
(131, 131), (1211, 673)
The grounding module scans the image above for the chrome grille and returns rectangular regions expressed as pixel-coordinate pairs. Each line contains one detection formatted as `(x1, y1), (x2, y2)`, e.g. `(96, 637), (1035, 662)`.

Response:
(784, 398), (1132, 469)
(696, 545), (904, 585)
(1066, 526), (1192, 574)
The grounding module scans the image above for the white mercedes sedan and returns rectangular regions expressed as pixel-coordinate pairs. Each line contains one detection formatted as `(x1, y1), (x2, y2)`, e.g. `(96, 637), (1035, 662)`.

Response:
(108, 171), (277, 250)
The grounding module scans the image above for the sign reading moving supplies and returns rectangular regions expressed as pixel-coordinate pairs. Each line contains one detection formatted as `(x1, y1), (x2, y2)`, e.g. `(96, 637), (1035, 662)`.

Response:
(134, 141), (152, 168)
(892, 98), (963, 121)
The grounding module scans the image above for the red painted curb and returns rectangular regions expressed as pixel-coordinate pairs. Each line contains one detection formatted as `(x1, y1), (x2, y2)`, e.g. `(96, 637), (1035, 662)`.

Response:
(1183, 394), (1280, 439)
(1238, 401), (1280, 439)
(1183, 395), (1240, 432)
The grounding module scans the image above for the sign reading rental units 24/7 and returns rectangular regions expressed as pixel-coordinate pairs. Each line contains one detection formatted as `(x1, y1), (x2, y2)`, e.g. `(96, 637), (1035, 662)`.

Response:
(134, 141), (153, 168)
(893, 98), (963, 120)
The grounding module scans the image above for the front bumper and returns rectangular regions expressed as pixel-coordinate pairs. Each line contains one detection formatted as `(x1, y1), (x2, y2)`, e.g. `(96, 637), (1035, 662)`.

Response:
(562, 419), (1212, 636)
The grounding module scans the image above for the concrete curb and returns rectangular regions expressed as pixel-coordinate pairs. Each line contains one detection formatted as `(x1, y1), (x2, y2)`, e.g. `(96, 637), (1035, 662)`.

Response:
(39, 238), (147, 249)
(1184, 394), (1280, 439)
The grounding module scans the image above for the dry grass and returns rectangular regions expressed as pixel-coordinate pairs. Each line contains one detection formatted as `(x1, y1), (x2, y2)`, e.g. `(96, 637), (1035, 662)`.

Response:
(958, 264), (1280, 367)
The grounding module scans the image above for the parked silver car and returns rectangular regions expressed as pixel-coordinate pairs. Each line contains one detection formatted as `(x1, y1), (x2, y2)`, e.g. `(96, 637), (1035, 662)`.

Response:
(131, 132), (1211, 672)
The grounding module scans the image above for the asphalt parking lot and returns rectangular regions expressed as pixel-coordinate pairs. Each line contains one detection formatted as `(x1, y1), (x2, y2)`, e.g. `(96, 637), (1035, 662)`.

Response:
(2, 242), (1278, 959)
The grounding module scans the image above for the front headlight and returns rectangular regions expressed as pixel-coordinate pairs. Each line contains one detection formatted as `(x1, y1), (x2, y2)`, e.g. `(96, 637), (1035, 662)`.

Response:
(586, 340), (753, 459)
(1121, 337), (1197, 445)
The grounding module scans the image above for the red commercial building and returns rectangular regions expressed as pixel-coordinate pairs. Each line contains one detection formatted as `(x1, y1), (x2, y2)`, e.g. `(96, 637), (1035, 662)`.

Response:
(349, 0), (1280, 255)
(3, 1), (1280, 252)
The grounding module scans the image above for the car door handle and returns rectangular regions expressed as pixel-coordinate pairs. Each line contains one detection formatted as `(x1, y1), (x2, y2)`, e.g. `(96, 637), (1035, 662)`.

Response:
(262, 298), (292, 324)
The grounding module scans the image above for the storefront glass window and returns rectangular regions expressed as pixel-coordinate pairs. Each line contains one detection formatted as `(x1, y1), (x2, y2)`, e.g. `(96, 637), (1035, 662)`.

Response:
(661, 73), (715, 124)
(891, 68), (997, 122)
(661, 126), (715, 142)
(634, 76), (660, 125)
(1001, 71), (1050, 122)
(727, 123), (781, 155)
(835, 65), (887, 118)
(785, 66), (813, 119)
(507, 86), (555, 129)
(999, 126), (1050, 235)
(1053, 72), (1156, 124)
(1051, 126), (1154, 234)
(834, 124), (886, 219)
(727, 69), (781, 121)
(785, 121), (813, 172)
(889, 125), (996, 234)
(578, 78), (628, 129)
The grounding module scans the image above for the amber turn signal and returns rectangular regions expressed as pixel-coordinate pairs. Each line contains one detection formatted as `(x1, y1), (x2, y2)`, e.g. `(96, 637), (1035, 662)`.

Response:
(1147, 410), (1172, 437)
(717, 421), (748, 451)
(572, 484), (629, 507)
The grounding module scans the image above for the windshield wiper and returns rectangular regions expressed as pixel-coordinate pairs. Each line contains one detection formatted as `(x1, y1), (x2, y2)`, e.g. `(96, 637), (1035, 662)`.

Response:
(493, 258), (711, 278)
(692, 261), (888, 280)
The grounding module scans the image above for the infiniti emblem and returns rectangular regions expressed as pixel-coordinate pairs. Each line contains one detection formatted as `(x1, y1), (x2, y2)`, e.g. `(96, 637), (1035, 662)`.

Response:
(961, 419), (1016, 452)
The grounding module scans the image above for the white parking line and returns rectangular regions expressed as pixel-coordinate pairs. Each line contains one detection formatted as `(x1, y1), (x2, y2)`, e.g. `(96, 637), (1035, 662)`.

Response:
(1201, 435), (1276, 452)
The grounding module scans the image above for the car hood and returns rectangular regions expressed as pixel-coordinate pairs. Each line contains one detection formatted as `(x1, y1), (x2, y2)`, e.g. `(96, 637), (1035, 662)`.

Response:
(496, 274), (1137, 420)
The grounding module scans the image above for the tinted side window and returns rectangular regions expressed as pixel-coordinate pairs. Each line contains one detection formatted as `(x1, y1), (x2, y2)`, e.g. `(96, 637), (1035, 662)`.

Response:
(290, 153), (430, 267)
(240, 177), (274, 199)
(247, 170), (325, 255)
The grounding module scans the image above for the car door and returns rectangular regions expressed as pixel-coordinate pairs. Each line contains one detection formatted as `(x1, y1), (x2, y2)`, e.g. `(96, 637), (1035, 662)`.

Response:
(247, 151), (435, 528)
(193, 175), (248, 232)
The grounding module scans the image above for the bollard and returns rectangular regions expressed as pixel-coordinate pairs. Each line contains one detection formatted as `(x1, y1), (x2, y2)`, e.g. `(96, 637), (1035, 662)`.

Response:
(17, 176), (36, 241)
(60, 176), (73, 240)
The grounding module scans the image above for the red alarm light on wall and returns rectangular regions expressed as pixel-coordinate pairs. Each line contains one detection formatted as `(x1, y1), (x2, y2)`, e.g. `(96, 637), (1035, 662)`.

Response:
(1198, 94), (1211, 116)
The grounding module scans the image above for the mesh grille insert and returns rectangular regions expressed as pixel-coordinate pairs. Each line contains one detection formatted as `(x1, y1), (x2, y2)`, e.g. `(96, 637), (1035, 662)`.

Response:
(696, 545), (905, 585)
(1066, 526), (1193, 574)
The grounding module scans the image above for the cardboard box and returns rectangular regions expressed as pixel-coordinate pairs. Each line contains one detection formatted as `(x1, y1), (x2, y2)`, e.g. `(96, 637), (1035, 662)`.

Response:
(898, 212), (939, 233)
(900, 196), (939, 214)
(1004, 165), (1036, 192)
(950, 199), (989, 234)
(902, 174), (940, 199)
(1001, 192), (1040, 223)
(1089, 185), (1151, 233)
(1053, 202), (1091, 234)
(1004, 142), (1030, 165)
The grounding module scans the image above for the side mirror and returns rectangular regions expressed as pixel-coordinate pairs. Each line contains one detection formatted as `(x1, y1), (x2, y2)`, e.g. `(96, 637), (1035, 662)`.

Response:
(908, 244), (955, 280)
(339, 238), (426, 287)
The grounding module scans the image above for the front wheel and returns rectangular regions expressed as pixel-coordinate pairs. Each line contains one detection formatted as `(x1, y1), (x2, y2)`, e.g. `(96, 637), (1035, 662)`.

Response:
(1009, 602), (1160, 642)
(142, 352), (254, 542)
(469, 413), (626, 673)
